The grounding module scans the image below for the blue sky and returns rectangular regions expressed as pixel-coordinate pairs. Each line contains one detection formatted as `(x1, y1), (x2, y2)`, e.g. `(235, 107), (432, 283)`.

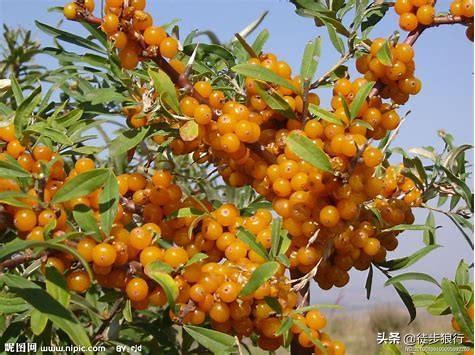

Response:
(0, 0), (473, 309)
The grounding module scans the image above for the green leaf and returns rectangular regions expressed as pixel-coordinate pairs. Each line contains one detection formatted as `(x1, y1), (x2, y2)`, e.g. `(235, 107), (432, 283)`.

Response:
(349, 81), (374, 120)
(276, 317), (293, 336)
(30, 309), (48, 336)
(1, 274), (92, 349)
(270, 218), (282, 258)
(286, 131), (332, 172)
(183, 43), (236, 68)
(183, 325), (236, 353)
(237, 228), (269, 261)
(36, 21), (105, 53)
(423, 212), (436, 245)
(352, 118), (374, 131)
(383, 224), (434, 232)
(232, 63), (298, 92)
(0, 295), (29, 314)
(45, 267), (70, 307)
(183, 253), (208, 268)
(412, 294), (437, 308)
(144, 262), (179, 307)
(392, 281), (417, 323)
(52, 168), (109, 203)
(9, 74), (23, 105)
(179, 120), (199, 141)
(255, 85), (297, 119)
(84, 88), (127, 105)
(264, 296), (283, 314)
(99, 171), (119, 236)
(300, 37), (321, 83)
(384, 272), (440, 288)
(252, 29), (269, 55)
(378, 245), (440, 271)
(376, 40), (393, 66)
(290, 304), (342, 314)
(149, 68), (181, 113)
(167, 207), (205, 219)
(325, 23), (345, 55)
(455, 260), (470, 286)
(441, 279), (474, 341)
(308, 104), (343, 125)
(13, 86), (42, 139)
(240, 261), (279, 297)
(26, 126), (73, 146)
(0, 191), (32, 208)
(73, 205), (102, 241)
(109, 127), (150, 157)
(366, 265), (373, 300)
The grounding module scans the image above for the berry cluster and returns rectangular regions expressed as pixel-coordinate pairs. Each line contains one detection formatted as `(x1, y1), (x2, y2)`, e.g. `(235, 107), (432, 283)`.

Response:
(395, 0), (436, 32)
(1, 122), (348, 352)
(356, 39), (420, 105)
(63, 0), (179, 69)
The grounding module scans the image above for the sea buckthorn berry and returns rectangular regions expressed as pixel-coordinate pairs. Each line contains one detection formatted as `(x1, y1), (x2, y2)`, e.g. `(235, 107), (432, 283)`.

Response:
(305, 310), (327, 330)
(363, 147), (383, 167)
(319, 205), (340, 228)
(152, 169), (172, 189)
(103, 13), (120, 34)
(63, 2), (78, 19)
(77, 238), (97, 262)
(220, 133), (241, 153)
(127, 173), (147, 191)
(33, 145), (53, 161)
(119, 47), (139, 70)
(43, 257), (66, 274)
(14, 209), (37, 232)
(75, 157), (95, 173)
(411, 0), (429, 6)
(333, 78), (352, 96)
(160, 37), (179, 58)
(92, 243), (117, 267)
(126, 278), (149, 302)
(84, 0), (95, 11)
(363, 238), (381, 256)
(297, 246), (322, 266)
(38, 209), (56, 226)
(399, 12), (419, 32)
(462, 0), (474, 17)
(209, 90), (226, 109)
(416, 5), (435, 25)
(395, 0), (413, 14)
(132, 11), (153, 31)
(235, 121), (260, 143)
(129, 227), (153, 250)
(67, 271), (91, 293)
(106, 0), (123, 7)
(216, 204), (239, 226)
(216, 281), (240, 303)
(144, 26), (167, 46)
(6, 140), (25, 158)
(112, 31), (128, 49)
(394, 43), (414, 63)
(194, 81), (213, 98)
(163, 247), (189, 268)
(169, 59), (186, 73)
(370, 38), (386, 56)
(209, 302), (230, 323)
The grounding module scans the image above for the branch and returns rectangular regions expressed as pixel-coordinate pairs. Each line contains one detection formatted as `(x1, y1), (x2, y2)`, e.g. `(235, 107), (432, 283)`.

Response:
(93, 297), (125, 342)
(0, 251), (39, 271)
(310, 50), (352, 90)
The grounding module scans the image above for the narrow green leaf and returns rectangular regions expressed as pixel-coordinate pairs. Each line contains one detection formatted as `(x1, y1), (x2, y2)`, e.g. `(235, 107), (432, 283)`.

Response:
(255, 85), (296, 119)
(52, 168), (109, 203)
(300, 37), (321, 83)
(73, 205), (102, 241)
(183, 253), (208, 268)
(366, 265), (373, 300)
(237, 228), (269, 261)
(183, 325), (236, 353)
(251, 29), (269, 55)
(144, 262), (179, 307)
(240, 261), (279, 296)
(349, 81), (374, 120)
(179, 120), (199, 141)
(9, 74), (23, 105)
(232, 63), (298, 91)
(13, 86), (42, 139)
(30, 309), (48, 336)
(378, 245), (440, 271)
(0, 191), (32, 208)
(149, 68), (181, 113)
(384, 272), (440, 288)
(99, 171), (119, 236)
(423, 212), (436, 245)
(412, 294), (437, 308)
(308, 104), (343, 125)
(455, 260), (470, 286)
(109, 127), (150, 157)
(376, 40), (393, 66)
(45, 267), (70, 307)
(383, 224), (434, 232)
(286, 132), (332, 172)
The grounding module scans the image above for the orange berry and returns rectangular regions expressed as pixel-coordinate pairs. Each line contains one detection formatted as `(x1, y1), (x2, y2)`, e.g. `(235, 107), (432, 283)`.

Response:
(160, 37), (178, 58)
(163, 247), (189, 268)
(63, 2), (78, 19)
(319, 206), (340, 228)
(67, 271), (91, 293)
(126, 278), (149, 302)
(144, 26), (167, 46)
(416, 5), (435, 25)
(14, 209), (37, 232)
(305, 310), (327, 330)
(399, 12), (419, 32)
(92, 243), (117, 267)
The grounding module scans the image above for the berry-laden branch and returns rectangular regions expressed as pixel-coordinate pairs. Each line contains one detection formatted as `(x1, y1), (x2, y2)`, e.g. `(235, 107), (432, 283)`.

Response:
(371, 14), (473, 97)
